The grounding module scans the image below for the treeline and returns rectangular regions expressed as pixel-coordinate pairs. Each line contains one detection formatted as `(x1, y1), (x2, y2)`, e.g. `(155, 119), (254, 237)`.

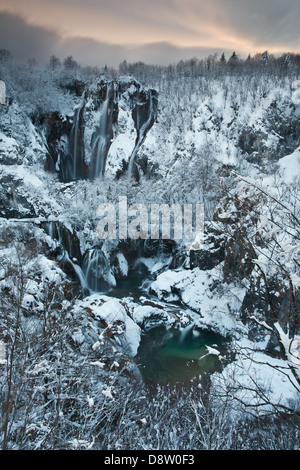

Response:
(1, 47), (300, 81)
(119, 50), (300, 81)
(1, 47), (299, 116)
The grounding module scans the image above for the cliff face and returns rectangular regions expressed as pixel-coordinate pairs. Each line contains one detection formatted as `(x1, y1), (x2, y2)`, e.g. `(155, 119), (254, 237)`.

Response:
(0, 65), (300, 443)
(1, 72), (299, 295)
(41, 77), (158, 182)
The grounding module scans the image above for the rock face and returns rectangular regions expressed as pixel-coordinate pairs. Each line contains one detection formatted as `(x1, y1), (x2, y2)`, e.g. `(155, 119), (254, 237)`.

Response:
(42, 220), (82, 264)
(238, 104), (300, 164)
(39, 112), (73, 174)
(42, 77), (158, 182)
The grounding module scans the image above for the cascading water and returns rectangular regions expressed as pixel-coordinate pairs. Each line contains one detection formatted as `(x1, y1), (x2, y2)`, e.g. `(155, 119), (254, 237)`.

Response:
(179, 322), (195, 344)
(71, 106), (80, 179)
(65, 251), (90, 294)
(89, 81), (115, 180)
(43, 219), (228, 384)
(44, 78), (157, 182)
(43, 220), (89, 294)
(128, 89), (157, 178)
(68, 99), (87, 181)
(44, 222), (115, 294)
(82, 248), (116, 293)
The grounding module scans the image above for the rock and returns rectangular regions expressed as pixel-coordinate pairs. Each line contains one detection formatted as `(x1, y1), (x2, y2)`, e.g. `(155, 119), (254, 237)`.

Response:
(42, 220), (82, 264)
(39, 77), (158, 182)
(36, 111), (73, 174)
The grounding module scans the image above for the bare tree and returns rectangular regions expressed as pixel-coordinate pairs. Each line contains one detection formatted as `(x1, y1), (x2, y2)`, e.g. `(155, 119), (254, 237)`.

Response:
(213, 172), (300, 415)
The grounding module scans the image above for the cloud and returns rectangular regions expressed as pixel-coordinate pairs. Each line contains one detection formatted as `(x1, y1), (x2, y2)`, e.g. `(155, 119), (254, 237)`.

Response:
(0, 11), (59, 62)
(205, 0), (300, 50)
(0, 1), (299, 68)
(0, 10), (236, 67)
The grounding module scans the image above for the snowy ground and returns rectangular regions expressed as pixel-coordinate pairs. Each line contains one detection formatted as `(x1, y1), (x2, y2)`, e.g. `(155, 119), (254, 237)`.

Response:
(1, 67), (299, 430)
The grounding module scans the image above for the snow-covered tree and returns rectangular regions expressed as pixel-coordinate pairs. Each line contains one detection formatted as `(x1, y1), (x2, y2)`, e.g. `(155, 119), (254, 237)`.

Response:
(214, 170), (300, 415)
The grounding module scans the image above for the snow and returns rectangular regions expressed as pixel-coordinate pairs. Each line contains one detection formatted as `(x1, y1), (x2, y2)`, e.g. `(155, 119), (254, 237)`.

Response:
(212, 350), (299, 416)
(132, 304), (176, 328)
(72, 329), (85, 345)
(102, 387), (114, 399)
(75, 295), (141, 356)
(1, 65), (300, 440)
(206, 345), (221, 356)
(134, 256), (172, 274)
(274, 322), (300, 368)
(150, 266), (245, 336)
(124, 314), (141, 356)
(0, 80), (5, 105)
(90, 360), (106, 368)
(38, 256), (66, 285)
(0, 340), (6, 365)
(87, 396), (94, 407)
(91, 297), (126, 323)
(116, 252), (129, 277)
(277, 147), (300, 184)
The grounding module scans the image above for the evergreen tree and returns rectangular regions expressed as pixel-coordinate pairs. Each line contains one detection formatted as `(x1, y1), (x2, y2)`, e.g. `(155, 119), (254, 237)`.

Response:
(262, 50), (270, 64)
(220, 53), (226, 64)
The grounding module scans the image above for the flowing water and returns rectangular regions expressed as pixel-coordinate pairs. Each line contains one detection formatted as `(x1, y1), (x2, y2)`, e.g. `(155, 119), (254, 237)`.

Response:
(136, 324), (226, 385)
(128, 90), (155, 177)
(69, 101), (85, 181)
(44, 221), (228, 385)
(80, 264), (227, 385)
(90, 81), (114, 179)
(107, 270), (148, 300)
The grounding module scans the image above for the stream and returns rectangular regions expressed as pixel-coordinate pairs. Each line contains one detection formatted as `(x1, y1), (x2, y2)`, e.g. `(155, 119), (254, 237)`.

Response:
(108, 267), (228, 386)
(51, 221), (229, 386)
(136, 324), (226, 385)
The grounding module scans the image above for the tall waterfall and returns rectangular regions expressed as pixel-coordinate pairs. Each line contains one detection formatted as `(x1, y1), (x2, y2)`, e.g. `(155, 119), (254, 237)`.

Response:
(71, 106), (80, 179)
(45, 78), (158, 182)
(128, 89), (156, 178)
(89, 81), (115, 180)
(68, 99), (87, 181)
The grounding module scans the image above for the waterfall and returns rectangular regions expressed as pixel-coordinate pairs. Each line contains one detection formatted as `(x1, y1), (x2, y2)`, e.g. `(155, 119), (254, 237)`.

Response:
(66, 97), (90, 181)
(82, 249), (98, 292)
(90, 81), (114, 180)
(43, 221), (117, 295)
(72, 106), (80, 179)
(128, 90), (155, 178)
(43, 78), (158, 183)
(43, 221), (89, 294)
(56, 79), (157, 182)
(63, 250), (90, 294)
(69, 101), (84, 180)
(82, 248), (115, 293)
(179, 322), (195, 344)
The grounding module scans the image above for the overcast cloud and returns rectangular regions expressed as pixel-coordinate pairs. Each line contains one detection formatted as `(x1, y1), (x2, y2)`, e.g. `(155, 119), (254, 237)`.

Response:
(0, 0), (299, 67)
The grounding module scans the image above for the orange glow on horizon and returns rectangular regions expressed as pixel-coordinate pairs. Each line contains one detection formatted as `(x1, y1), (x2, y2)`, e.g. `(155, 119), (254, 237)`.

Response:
(0, 0), (299, 63)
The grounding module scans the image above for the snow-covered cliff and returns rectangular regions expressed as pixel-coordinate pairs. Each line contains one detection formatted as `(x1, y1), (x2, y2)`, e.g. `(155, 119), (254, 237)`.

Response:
(0, 59), (299, 449)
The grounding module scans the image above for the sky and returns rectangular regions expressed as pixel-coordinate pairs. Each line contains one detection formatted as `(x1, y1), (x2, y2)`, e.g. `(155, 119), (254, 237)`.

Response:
(0, 0), (299, 67)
